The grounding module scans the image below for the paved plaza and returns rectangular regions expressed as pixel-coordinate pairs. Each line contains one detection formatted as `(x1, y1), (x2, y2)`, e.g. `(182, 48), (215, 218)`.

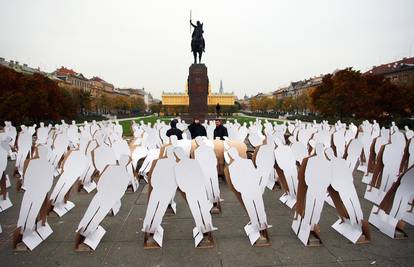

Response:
(1, 160), (414, 267)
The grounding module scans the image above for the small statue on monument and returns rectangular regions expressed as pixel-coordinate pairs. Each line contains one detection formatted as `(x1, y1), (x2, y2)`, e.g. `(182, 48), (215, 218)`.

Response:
(190, 19), (205, 64)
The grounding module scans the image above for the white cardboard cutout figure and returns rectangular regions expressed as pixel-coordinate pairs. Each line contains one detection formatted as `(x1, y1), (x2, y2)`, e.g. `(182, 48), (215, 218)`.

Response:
(138, 148), (160, 182)
(274, 138), (298, 208)
(50, 131), (69, 176)
(142, 149), (178, 247)
(369, 166), (414, 238)
(289, 136), (308, 166)
(333, 129), (346, 158)
(79, 139), (99, 193)
(16, 146), (54, 250)
(174, 147), (217, 247)
(358, 129), (374, 175)
(227, 147), (271, 245)
(76, 155), (131, 250)
(292, 143), (331, 246)
(15, 126), (32, 178)
(365, 131), (406, 204)
(194, 137), (221, 204)
(0, 140), (12, 215)
(35, 122), (49, 146)
(325, 148), (366, 243)
(254, 135), (276, 193)
(345, 139), (363, 171)
(49, 140), (87, 217)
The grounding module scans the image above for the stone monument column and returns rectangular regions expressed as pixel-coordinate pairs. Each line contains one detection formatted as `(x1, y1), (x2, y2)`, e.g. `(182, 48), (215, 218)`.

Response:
(188, 64), (209, 120)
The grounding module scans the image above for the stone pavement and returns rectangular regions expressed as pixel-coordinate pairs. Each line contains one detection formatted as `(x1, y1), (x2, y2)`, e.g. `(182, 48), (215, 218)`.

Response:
(1, 160), (414, 267)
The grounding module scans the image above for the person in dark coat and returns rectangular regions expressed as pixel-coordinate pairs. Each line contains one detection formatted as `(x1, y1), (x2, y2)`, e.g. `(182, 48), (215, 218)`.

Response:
(188, 118), (207, 139)
(166, 119), (183, 140)
(213, 119), (228, 140)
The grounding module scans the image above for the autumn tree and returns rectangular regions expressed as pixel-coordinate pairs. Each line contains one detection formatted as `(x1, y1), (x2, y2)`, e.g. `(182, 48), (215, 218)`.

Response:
(0, 66), (77, 124)
(311, 68), (414, 121)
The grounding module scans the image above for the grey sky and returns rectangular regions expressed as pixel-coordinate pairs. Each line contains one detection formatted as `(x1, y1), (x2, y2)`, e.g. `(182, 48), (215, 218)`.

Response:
(1, 0), (413, 99)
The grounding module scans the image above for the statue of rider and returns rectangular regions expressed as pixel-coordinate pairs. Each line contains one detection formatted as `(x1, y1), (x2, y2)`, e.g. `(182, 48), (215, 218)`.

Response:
(190, 20), (205, 64)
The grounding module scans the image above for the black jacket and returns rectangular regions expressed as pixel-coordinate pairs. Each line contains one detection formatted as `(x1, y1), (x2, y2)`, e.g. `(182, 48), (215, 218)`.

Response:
(166, 127), (183, 140)
(188, 123), (207, 139)
(213, 125), (228, 140)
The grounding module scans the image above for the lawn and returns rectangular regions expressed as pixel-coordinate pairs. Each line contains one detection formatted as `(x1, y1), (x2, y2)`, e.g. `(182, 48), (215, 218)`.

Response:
(119, 115), (284, 136)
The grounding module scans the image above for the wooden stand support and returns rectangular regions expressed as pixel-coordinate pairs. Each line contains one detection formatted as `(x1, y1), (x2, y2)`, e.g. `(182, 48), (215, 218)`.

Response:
(196, 232), (215, 249)
(254, 229), (271, 247)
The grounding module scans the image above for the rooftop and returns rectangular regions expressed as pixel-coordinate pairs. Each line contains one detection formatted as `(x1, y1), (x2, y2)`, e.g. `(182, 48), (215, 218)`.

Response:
(365, 57), (414, 75)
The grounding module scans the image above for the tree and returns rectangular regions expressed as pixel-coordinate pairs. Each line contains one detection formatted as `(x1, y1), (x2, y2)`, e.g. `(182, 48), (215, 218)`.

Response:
(149, 103), (162, 114)
(311, 68), (414, 121)
(0, 66), (77, 124)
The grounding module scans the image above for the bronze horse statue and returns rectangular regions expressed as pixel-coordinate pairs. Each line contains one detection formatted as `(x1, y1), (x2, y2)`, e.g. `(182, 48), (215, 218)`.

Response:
(190, 20), (205, 64)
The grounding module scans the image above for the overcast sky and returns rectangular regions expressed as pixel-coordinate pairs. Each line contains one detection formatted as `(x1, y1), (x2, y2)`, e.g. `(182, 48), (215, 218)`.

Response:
(1, 0), (413, 98)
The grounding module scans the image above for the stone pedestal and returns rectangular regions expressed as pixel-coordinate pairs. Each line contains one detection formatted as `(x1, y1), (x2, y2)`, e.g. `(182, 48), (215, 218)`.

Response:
(188, 64), (209, 120)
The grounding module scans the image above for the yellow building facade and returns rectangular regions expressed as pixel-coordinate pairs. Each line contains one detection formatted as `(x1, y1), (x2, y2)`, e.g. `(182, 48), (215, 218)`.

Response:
(162, 82), (236, 106)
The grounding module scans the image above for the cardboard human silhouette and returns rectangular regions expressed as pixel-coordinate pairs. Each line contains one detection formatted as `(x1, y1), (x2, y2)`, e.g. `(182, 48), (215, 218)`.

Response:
(345, 138), (363, 171)
(194, 136), (221, 212)
(225, 147), (271, 246)
(49, 139), (87, 217)
(92, 136), (117, 175)
(142, 149), (178, 248)
(15, 126), (32, 179)
(238, 123), (248, 142)
(76, 155), (131, 250)
(365, 131), (406, 205)
(138, 148), (160, 182)
(92, 135), (124, 215)
(289, 136), (308, 166)
(297, 127), (313, 148)
(248, 129), (264, 148)
(14, 146), (54, 250)
(274, 138), (298, 208)
(273, 124), (287, 145)
(358, 126), (375, 176)
(0, 139), (12, 218)
(333, 129), (346, 158)
(112, 138), (138, 191)
(361, 129), (390, 184)
(252, 135), (276, 193)
(67, 121), (79, 148)
(49, 130), (69, 176)
(174, 147), (217, 248)
(369, 165), (414, 238)
(35, 122), (49, 146)
(292, 143), (331, 246)
(325, 148), (370, 243)
(79, 139), (99, 193)
(131, 144), (148, 170)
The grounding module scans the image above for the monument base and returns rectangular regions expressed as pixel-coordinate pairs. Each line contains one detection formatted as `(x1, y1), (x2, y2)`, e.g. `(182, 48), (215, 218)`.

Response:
(188, 64), (209, 121)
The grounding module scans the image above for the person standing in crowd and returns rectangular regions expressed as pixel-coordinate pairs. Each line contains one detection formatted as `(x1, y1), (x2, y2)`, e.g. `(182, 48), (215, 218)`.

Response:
(166, 119), (183, 140)
(188, 118), (207, 139)
(213, 118), (228, 140)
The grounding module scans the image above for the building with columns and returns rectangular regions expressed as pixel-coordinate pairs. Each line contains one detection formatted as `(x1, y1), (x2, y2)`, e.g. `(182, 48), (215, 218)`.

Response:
(162, 80), (236, 106)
